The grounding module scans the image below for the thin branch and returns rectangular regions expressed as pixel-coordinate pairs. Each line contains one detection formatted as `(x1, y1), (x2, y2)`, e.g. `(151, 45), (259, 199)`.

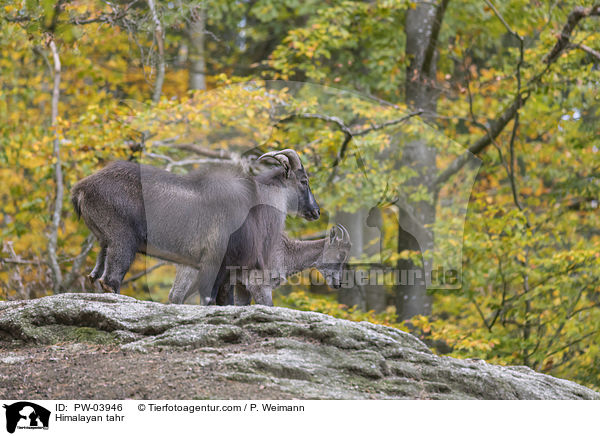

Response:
(543, 329), (600, 361)
(507, 116), (523, 211)
(276, 110), (423, 161)
(278, 113), (353, 139)
(144, 152), (174, 163)
(471, 297), (491, 332)
(122, 261), (169, 285)
(543, 281), (597, 356)
(166, 142), (233, 159)
(568, 302), (600, 318)
(60, 234), (95, 290)
(70, 1), (137, 26)
(570, 42), (600, 61)
(352, 111), (425, 137)
(544, 5), (600, 64)
(144, 152), (228, 172)
(165, 158), (221, 172)
(435, 95), (526, 186)
(4, 1), (137, 26)
(47, 39), (63, 294)
(1, 242), (27, 298)
(484, 0), (522, 41)
(0, 258), (39, 265)
(499, 0), (526, 213)
(275, 110), (422, 185)
(4, 15), (31, 22)
(487, 255), (508, 329)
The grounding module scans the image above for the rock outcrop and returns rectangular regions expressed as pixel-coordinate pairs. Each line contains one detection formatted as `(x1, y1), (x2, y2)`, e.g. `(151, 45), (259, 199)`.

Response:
(0, 293), (597, 399)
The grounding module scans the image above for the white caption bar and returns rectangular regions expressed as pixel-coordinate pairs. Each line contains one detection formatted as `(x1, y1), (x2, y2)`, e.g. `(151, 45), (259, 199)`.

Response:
(0, 400), (595, 436)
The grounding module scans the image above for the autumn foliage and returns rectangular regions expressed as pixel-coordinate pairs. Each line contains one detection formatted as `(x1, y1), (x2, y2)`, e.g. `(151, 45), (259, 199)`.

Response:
(1, 0), (599, 390)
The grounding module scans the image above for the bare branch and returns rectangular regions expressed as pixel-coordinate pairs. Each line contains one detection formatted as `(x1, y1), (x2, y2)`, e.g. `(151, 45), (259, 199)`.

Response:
(144, 152), (175, 163)
(275, 110), (422, 185)
(47, 39), (64, 294)
(483, 0), (526, 211)
(484, 0), (523, 41)
(435, 95), (526, 186)
(278, 113), (354, 138)
(570, 42), (600, 61)
(165, 158), (222, 172)
(4, 15), (31, 22)
(122, 261), (169, 285)
(167, 142), (233, 159)
(352, 111), (425, 137)
(544, 329), (600, 361)
(1, 242), (27, 299)
(61, 234), (95, 290)
(144, 151), (231, 172)
(277, 110), (423, 159)
(544, 5), (600, 64)
(0, 258), (39, 265)
(4, 1), (138, 32)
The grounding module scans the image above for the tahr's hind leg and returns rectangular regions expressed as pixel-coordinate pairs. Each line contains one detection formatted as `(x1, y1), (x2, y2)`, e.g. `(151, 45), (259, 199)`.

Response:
(170, 266), (200, 304)
(88, 244), (107, 283)
(98, 236), (138, 293)
(209, 266), (230, 305)
(170, 263), (221, 304)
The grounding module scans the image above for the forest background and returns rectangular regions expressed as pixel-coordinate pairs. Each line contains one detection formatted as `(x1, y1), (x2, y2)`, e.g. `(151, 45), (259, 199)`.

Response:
(1, 0), (599, 389)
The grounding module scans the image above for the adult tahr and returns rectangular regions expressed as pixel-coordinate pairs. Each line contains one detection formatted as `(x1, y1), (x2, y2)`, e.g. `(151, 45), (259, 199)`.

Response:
(71, 149), (320, 300)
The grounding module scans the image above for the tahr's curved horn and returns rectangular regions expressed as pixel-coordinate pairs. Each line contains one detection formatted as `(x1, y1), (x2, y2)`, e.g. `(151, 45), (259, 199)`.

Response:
(258, 151), (291, 173)
(258, 149), (303, 171)
(336, 223), (350, 242)
(274, 149), (303, 171)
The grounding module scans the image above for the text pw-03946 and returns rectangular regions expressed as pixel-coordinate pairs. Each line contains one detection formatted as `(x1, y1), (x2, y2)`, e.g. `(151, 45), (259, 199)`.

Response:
(73, 403), (123, 412)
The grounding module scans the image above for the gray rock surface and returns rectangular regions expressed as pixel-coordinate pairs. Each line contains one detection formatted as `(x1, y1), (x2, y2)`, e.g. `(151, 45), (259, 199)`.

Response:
(0, 293), (597, 399)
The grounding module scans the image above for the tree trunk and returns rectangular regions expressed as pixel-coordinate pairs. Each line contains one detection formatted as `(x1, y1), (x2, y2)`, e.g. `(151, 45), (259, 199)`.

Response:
(336, 208), (386, 312)
(188, 8), (207, 91)
(395, 0), (448, 320)
(363, 207), (387, 312)
(147, 0), (165, 103)
(336, 210), (366, 311)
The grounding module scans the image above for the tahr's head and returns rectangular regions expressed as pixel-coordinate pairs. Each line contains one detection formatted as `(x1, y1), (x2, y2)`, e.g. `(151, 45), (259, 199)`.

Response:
(258, 149), (320, 221)
(318, 224), (351, 288)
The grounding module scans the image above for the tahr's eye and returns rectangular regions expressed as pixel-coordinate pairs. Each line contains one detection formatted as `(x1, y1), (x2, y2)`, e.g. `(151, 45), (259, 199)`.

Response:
(301, 179), (308, 186)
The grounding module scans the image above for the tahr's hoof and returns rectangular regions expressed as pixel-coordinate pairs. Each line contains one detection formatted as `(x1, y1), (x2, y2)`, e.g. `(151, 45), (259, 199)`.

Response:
(87, 274), (98, 284)
(98, 279), (116, 293)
